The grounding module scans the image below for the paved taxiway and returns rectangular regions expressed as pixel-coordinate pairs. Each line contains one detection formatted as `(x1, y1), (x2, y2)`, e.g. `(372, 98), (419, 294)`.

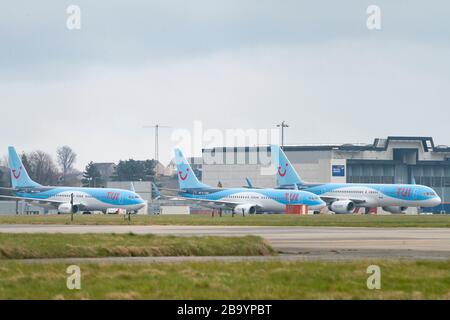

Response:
(1, 224), (449, 260)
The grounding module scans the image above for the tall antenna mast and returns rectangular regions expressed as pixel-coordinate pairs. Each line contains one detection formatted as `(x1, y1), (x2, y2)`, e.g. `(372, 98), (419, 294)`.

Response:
(143, 124), (171, 162)
(276, 121), (289, 149)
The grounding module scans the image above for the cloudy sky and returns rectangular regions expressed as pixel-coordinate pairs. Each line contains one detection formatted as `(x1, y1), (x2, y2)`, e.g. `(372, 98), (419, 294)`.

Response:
(1, 1), (449, 169)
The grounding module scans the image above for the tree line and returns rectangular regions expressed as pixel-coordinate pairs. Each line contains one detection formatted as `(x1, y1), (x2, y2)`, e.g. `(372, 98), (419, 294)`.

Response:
(81, 159), (156, 187)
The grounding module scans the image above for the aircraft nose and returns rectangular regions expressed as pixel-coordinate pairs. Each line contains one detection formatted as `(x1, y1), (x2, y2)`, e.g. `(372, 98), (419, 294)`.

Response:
(432, 196), (442, 206)
(136, 200), (146, 209)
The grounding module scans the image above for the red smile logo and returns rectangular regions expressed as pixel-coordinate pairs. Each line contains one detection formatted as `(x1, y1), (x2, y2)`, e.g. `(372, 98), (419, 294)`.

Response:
(12, 166), (22, 180)
(278, 163), (288, 177)
(179, 168), (189, 181)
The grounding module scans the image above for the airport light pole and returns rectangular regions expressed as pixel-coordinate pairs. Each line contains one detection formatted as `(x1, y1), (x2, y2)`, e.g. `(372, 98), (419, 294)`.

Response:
(143, 124), (171, 163)
(70, 193), (74, 222)
(276, 121), (289, 150)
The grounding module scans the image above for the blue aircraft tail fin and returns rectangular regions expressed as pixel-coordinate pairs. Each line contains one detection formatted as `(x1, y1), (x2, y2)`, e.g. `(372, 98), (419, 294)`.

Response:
(8, 146), (41, 189)
(150, 182), (161, 200)
(411, 176), (416, 185)
(245, 177), (254, 188)
(174, 148), (210, 189)
(271, 145), (305, 186)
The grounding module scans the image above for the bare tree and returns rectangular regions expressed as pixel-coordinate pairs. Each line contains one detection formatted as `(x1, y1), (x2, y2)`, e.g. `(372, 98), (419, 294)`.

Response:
(1, 155), (8, 167)
(0, 155), (10, 187)
(56, 146), (77, 179)
(28, 150), (59, 185)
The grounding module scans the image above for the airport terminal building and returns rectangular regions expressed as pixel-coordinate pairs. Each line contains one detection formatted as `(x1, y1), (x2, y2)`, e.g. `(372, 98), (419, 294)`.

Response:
(202, 136), (450, 213)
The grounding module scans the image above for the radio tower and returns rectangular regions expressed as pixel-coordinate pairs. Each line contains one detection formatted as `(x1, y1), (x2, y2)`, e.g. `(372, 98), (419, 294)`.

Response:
(143, 124), (171, 162)
(276, 121), (289, 150)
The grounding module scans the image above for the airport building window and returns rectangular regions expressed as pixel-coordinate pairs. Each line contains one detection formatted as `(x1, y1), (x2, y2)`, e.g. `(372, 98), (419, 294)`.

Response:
(433, 177), (443, 187)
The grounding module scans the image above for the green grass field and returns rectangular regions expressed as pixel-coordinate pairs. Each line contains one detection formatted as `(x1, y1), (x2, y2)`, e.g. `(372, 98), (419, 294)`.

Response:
(0, 214), (449, 227)
(0, 233), (275, 259)
(0, 259), (448, 299)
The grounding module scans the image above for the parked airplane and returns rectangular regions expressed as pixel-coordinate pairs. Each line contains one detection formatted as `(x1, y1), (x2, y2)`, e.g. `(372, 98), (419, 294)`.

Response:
(171, 148), (326, 214)
(0, 147), (146, 214)
(271, 145), (441, 214)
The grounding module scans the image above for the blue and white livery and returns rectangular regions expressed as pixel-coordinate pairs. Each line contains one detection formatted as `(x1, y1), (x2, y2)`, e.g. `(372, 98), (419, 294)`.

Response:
(0, 147), (146, 214)
(271, 145), (441, 214)
(173, 148), (326, 213)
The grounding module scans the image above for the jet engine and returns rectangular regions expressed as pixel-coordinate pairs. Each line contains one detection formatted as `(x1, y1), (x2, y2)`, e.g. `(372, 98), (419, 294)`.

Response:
(233, 204), (257, 214)
(58, 203), (80, 214)
(382, 206), (407, 214)
(329, 200), (355, 214)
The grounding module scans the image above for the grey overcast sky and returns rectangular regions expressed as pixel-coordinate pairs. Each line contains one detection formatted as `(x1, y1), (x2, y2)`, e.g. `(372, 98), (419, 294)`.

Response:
(1, 1), (449, 169)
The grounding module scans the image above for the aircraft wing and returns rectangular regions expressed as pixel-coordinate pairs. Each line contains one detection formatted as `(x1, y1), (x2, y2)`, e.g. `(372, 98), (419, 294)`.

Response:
(170, 196), (260, 210)
(158, 187), (182, 193)
(0, 195), (64, 207)
(320, 196), (366, 205)
(0, 195), (89, 211)
(0, 187), (16, 191)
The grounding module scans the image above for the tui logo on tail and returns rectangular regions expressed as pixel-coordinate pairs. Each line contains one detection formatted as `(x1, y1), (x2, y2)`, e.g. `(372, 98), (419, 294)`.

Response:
(179, 168), (189, 181)
(12, 166), (22, 180)
(278, 163), (288, 177)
